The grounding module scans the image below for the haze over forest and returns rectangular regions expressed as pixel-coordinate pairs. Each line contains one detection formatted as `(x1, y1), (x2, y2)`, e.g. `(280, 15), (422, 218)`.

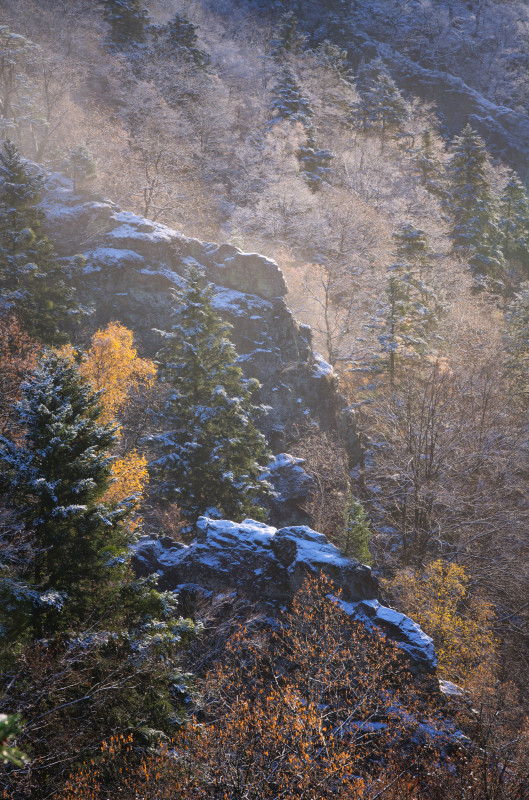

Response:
(1, 1), (529, 798)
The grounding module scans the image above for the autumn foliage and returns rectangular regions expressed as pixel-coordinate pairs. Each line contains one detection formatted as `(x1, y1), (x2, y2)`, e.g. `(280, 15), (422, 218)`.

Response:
(79, 322), (156, 426)
(60, 323), (156, 512)
(60, 576), (441, 800)
(386, 560), (497, 688)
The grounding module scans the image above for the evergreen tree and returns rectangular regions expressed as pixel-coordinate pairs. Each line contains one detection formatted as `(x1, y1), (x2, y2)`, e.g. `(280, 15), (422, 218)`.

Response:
(446, 124), (504, 278)
(163, 12), (210, 67)
(371, 69), (409, 134)
(65, 144), (97, 193)
(270, 66), (313, 126)
(0, 350), (129, 636)
(151, 268), (272, 523)
(0, 352), (198, 797)
(342, 495), (372, 564)
(498, 171), (529, 273)
(270, 11), (308, 60)
(366, 225), (442, 387)
(102, 0), (149, 46)
(352, 59), (408, 134)
(414, 129), (446, 198)
(0, 27), (39, 141)
(0, 140), (83, 344)
(315, 40), (353, 83)
(297, 130), (334, 191)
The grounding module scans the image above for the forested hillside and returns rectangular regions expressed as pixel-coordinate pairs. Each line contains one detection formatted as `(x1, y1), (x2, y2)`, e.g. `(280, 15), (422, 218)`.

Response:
(1, 1), (529, 798)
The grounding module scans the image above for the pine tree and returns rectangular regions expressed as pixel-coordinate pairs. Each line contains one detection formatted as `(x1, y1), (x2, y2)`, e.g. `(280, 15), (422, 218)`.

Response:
(65, 144), (97, 193)
(163, 12), (209, 67)
(0, 141), (83, 344)
(414, 129), (446, 198)
(342, 494), (372, 564)
(446, 124), (504, 278)
(151, 268), (272, 524)
(366, 225), (442, 387)
(296, 130), (334, 191)
(103, 0), (149, 47)
(270, 66), (313, 126)
(352, 59), (408, 134)
(0, 350), (129, 636)
(498, 171), (529, 273)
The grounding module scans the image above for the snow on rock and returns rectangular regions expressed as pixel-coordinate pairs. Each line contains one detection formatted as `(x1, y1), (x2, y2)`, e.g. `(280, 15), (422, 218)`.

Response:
(337, 597), (437, 672)
(85, 247), (145, 270)
(133, 516), (437, 671)
(39, 167), (360, 457)
(210, 286), (273, 317)
(208, 248), (288, 300)
(262, 453), (315, 525)
(312, 352), (334, 379)
(133, 515), (375, 604)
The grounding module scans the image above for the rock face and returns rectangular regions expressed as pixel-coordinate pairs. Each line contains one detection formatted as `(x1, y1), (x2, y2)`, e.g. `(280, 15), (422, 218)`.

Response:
(133, 517), (437, 672)
(40, 173), (359, 456)
(262, 453), (315, 526)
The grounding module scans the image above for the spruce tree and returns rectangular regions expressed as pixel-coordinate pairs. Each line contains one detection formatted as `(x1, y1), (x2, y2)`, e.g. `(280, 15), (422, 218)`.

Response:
(0, 140), (83, 344)
(296, 130), (334, 191)
(270, 11), (308, 60)
(370, 68), (408, 134)
(65, 144), (97, 193)
(315, 40), (353, 83)
(103, 0), (149, 46)
(0, 351), (198, 798)
(367, 224), (442, 387)
(164, 12), (209, 67)
(352, 59), (408, 134)
(414, 129), (446, 198)
(151, 268), (272, 523)
(498, 172), (529, 273)
(342, 495), (372, 564)
(270, 66), (313, 126)
(446, 124), (504, 278)
(0, 27), (38, 139)
(0, 350), (129, 636)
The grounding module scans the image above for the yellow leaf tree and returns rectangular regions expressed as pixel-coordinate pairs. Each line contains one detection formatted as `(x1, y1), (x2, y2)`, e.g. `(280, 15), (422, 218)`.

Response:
(78, 323), (156, 514)
(385, 559), (496, 687)
(79, 322), (156, 425)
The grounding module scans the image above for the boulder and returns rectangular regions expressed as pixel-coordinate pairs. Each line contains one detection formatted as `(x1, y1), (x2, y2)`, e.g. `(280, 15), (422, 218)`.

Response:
(132, 516), (436, 671)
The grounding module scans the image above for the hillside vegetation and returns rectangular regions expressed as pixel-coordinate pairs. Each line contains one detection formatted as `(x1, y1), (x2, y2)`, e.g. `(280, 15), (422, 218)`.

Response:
(1, 1), (529, 798)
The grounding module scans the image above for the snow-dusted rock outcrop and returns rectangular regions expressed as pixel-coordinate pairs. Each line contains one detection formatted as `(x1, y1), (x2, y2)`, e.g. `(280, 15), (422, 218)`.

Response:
(262, 453), (315, 525)
(40, 173), (358, 456)
(133, 517), (436, 671)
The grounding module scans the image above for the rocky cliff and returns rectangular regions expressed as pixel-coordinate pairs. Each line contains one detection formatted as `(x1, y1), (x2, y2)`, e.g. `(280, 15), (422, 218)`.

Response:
(41, 172), (358, 457)
(133, 516), (437, 672)
(40, 173), (436, 675)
